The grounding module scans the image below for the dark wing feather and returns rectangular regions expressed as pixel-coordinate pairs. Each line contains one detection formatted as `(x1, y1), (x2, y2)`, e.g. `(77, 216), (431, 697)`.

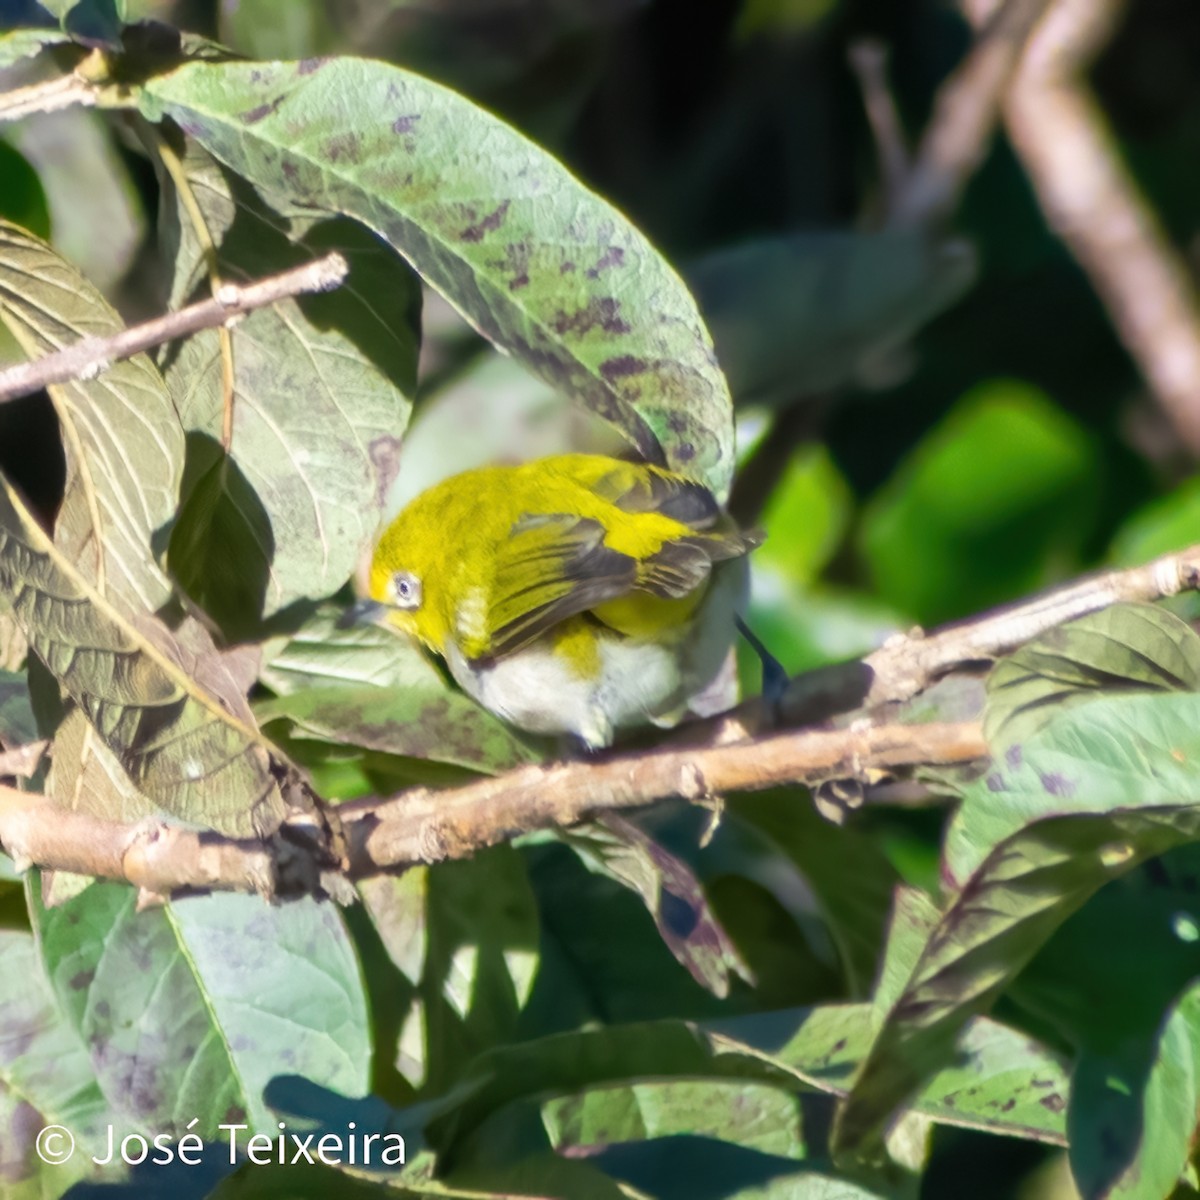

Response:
(477, 515), (637, 660)
(590, 463), (721, 528)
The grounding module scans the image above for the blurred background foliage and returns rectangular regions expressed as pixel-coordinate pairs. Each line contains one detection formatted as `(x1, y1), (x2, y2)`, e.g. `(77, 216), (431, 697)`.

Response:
(2, 0), (1200, 1196)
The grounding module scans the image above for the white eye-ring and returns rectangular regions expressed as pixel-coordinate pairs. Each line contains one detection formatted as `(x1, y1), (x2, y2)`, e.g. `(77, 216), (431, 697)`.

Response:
(391, 570), (422, 609)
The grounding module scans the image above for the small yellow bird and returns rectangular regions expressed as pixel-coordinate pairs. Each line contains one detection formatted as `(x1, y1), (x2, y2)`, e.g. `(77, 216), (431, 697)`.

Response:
(349, 453), (760, 749)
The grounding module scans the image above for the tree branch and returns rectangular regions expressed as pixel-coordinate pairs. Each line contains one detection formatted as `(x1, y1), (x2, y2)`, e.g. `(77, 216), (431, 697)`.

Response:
(0, 252), (350, 405)
(887, 0), (1056, 228)
(963, 0), (1200, 456)
(1, 541), (1198, 895)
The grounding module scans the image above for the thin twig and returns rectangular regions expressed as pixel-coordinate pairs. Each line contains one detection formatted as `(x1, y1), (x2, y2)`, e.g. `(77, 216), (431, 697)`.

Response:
(0, 253), (349, 405)
(963, 0), (1200, 456)
(0, 73), (98, 123)
(848, 41), (911, 213)
(888, 0), (1056, 228)
(708, 541), (1200, 737)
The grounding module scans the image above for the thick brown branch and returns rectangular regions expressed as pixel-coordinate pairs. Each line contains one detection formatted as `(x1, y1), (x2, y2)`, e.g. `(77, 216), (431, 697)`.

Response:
(2, 541), (1198, 894)
(343, 721), (987, 872)
(0, 252), (350, 405)
(0, 720), (986, 890)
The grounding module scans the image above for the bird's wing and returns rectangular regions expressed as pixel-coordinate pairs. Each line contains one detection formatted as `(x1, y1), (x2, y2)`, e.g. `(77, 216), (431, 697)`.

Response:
(471, 515), (638, 660)
(469, 475), (761, 661)
(590, 462), (721, 526)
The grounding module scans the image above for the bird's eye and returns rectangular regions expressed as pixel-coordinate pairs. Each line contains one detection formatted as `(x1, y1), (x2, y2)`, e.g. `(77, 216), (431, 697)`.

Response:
(392, 570), (422, 609)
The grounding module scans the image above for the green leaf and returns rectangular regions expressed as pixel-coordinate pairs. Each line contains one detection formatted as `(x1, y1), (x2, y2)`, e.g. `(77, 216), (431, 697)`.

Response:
(155, 139), (419, 632)
(543, 1078), (807, 1158)
(0, 220), (180, 615)
(560, 815), (753, 1000)
(258, 680), (542, 773)
(361, 846), (539, 1093)
(834, 692), (1200, 1159)
(1069, 981), (1200, 1200)
(0, 28), (74, 68)
(31, 878), (370, 1137)
(727, 792), (899, 998)
(0, 143), (49, 238)
(0, 478), (287, 835)
(259, 610), (432, 694)
(687, 231), (974, 408)
(137, 57), (735, 497)
(0, 667), (36, 746)
(1014, 846), (1200, 1199)
(985, 602), (1200, 746)
(0, 929), (112, 1195)
(1109, 475), (1200, 566)
(46, 0), (124, 48)
(859, 380), (1099, 624)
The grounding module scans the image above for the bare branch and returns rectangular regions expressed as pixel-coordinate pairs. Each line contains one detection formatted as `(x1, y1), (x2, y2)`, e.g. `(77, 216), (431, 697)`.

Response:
(889, 0), (1055, 227)
(0, 72), (98, 123)
(0, 252), (350, 405)
(964, 0), (1200, 456)
(343, 721), (987, 872)
(709, 541), (1200, 737)
(1, 540), (1198, 894)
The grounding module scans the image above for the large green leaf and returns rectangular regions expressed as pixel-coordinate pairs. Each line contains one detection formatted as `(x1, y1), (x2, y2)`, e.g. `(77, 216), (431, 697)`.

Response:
(137, 57), (735, 497)
(560, 815), (753, 1000)
(155, 139), (419, 631)
(31, 878), (370, 1137)
(834, 692), (1200, 1159)
(860, 380), (1098, 624)
(0, 220), (180, 616)
(985, 602), (1200, 746)
(1015, 845), (1200, 1200)
(0, 929), (112, 1195)
(1069, 981), (1200, 1200)
(686, 231), (974, 408)
(0, 478), (286, 836)
(360, 845), (539, 1093)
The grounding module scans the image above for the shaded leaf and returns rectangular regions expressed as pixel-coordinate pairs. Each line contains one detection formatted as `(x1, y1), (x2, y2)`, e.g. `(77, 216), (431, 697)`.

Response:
(0, 929), (112, 1195)
(0, 477), (286, 836)
(727, 792), (898, 998)
(31, 878), (370, 1136)
(0, 667), (36, 746)
(0, 142), (49, 238)
(5, 110), (144, 292)
(138, 57), (735, 497)
(687, 231), (974, 408)
(1069, 981), (1200, 1200)
(0, 219), (179, 615)
(860, 381), (1099, 625)
(561, 814), (754, 999)
(155, 139), (419, 631)
(986, 602), (1200, 746)
(834, 692), (1200, 1159)
(361, 846), (539, 1093)
(256, 681), (540, 774)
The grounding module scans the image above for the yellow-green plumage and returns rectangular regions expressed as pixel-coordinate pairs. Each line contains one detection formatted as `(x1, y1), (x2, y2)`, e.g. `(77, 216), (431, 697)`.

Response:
(368, 453), (758, 747)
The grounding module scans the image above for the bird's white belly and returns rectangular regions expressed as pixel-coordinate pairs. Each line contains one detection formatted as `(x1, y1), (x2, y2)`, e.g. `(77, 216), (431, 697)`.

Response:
(443, 560), (746, 748)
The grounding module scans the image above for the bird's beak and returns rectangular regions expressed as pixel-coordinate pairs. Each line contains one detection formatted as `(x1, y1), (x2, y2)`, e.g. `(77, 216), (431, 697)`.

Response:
(337, 597), (390, 629)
